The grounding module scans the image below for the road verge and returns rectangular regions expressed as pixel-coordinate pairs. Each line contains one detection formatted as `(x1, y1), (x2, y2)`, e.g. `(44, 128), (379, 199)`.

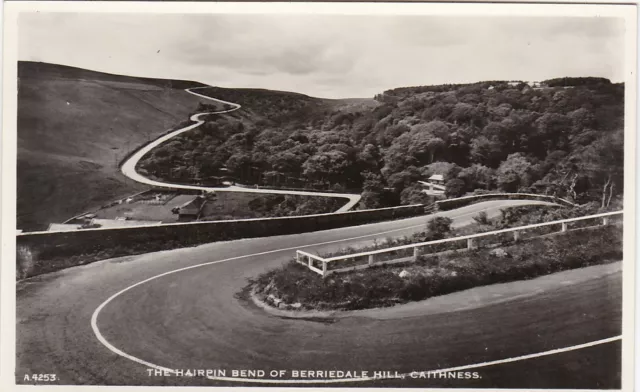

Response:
(249, 225), (622, 312)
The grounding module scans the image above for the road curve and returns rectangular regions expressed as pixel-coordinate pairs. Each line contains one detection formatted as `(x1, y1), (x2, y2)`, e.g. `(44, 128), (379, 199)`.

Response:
(16, 199), (621, 387)
(120, 87), (361, 212)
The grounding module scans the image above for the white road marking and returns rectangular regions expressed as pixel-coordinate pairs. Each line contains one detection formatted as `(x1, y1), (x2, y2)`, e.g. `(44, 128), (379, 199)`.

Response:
(90, 201), (615, 385)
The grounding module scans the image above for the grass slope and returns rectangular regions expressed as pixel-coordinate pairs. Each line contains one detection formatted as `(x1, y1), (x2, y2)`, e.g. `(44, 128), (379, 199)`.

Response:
(17, 61), (210, 230)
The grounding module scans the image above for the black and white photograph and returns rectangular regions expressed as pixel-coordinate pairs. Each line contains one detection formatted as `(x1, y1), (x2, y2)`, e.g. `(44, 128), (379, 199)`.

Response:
(1, 1), (637, 390)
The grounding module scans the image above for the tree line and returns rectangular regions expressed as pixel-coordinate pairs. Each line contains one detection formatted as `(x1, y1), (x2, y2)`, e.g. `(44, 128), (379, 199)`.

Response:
(137, 77), (624, 210)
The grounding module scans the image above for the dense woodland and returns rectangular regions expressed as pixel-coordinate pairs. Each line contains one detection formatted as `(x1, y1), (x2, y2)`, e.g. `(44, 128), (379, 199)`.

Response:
(138, 78), (624, 210)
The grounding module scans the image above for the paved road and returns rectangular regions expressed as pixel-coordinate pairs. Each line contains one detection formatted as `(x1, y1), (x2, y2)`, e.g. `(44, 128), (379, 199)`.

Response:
(120, 87), (361, 212)
(16, 199), (621, 387)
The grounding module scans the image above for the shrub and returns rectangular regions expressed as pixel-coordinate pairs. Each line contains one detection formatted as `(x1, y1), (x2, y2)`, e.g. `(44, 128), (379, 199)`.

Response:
(444, 179), (466, 198)
(16, 245), (36, 280)
(472, 211), (490, 225)
(426, 216), (453, 240)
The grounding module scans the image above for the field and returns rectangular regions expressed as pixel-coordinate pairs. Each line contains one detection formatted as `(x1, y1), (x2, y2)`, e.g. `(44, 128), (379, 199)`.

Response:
(93, 194), (197, 223)
(17, 62), (209, 231)
(89, 191), (345, 224)
(200, 192), (271, 220)
(198, 192), (345, 220)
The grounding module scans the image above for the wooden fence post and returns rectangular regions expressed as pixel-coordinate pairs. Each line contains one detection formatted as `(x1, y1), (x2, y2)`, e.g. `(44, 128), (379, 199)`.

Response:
(413, 247), (420, 261)
(467, 238), (477, 249)
(368, 254), (375, 266)
(561, 222), (568, 232)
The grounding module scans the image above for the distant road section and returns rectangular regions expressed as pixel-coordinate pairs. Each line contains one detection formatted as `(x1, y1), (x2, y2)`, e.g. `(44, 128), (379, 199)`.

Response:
(120, 87), (362, 212)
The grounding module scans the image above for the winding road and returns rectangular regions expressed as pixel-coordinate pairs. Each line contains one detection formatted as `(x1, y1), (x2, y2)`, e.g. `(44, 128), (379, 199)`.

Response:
(17, 199), (622, 387)
(120, 87), (361, 212)
(15, 87), (622, 388)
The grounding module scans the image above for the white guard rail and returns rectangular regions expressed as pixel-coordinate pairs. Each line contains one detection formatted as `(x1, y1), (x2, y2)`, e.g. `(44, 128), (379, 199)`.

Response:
(295, 210), (622, 276)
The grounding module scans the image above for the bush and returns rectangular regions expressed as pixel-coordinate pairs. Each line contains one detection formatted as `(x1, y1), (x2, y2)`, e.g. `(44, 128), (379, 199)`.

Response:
(473, 211), (490, 225)
(445, 179), (466, 198)
(16, 245), (36, 280)
(426, 216), (453, 240)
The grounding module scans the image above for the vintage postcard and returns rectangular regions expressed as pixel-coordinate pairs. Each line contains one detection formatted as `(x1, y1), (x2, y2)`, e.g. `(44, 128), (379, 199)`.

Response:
(1, 1), (637, 391)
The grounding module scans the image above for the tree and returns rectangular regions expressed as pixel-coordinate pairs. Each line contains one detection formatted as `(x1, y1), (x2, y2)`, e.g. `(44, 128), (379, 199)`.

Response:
(445, 178), (466, 198)
(359, 171), (386, 209)
(357, 144), (382, 171)
(572, 129), (624, 207)
(269, 151), (308, 175)
(567, 107), (596, 134)
(533, 112), (572, 154)
(470, 136), (504, 167)
(382, 133), (416, 176)
(226, 153), (253, 181)
(449, 102), (479, 125)
(387, 167), (421, 193)
(496, 153), (536, 192)
(302, 150), (351, 185)
(458, 164), (495, 191)
(411, 120), (450, 140)
(426, 217), (453, 240)
(400, 184), (433, 205)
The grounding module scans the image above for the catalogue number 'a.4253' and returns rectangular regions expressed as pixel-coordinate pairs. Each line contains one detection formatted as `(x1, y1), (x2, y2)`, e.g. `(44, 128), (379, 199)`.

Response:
(23, 374), (57, 382)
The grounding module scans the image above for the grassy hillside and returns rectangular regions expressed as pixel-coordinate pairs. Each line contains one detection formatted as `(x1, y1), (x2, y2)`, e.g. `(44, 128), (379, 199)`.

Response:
(17, 61), (211, 231)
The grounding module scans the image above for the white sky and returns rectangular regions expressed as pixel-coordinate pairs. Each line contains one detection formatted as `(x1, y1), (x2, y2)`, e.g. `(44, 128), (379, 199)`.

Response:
(18, 13), (625, 99)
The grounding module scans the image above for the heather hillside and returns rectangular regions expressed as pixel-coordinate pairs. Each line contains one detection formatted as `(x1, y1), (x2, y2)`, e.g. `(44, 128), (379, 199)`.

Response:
(17, 61), (209, 230)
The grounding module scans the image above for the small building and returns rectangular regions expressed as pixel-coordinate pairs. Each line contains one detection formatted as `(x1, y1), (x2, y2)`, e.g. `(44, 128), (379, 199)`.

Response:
(428, 174), (445, 186)
(47, 223), (83, 232)
(173, 196), (207, 220)
(417, 180), (445, 196)
(90, 219), (162, 229)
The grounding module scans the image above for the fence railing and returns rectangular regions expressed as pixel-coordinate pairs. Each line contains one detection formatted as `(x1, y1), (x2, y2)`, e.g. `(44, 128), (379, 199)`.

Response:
(295, 210), (623, 276)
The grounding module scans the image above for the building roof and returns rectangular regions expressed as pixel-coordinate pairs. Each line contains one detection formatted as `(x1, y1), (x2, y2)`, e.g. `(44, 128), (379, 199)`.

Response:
(47, 223), (82, 232)
(178, 196), (206, 215)
(428, 174), (444, 181)
(90, 219), (162, 228)
(418, 180), (446, 190)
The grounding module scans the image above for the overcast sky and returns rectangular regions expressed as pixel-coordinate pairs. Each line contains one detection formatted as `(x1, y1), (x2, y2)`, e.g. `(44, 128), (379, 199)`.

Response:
(18, 13), (625, 98)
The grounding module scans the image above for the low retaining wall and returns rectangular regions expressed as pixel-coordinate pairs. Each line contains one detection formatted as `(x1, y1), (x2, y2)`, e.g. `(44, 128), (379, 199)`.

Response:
(16, 204), (425, 279)
(436, 193), (576, 211)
